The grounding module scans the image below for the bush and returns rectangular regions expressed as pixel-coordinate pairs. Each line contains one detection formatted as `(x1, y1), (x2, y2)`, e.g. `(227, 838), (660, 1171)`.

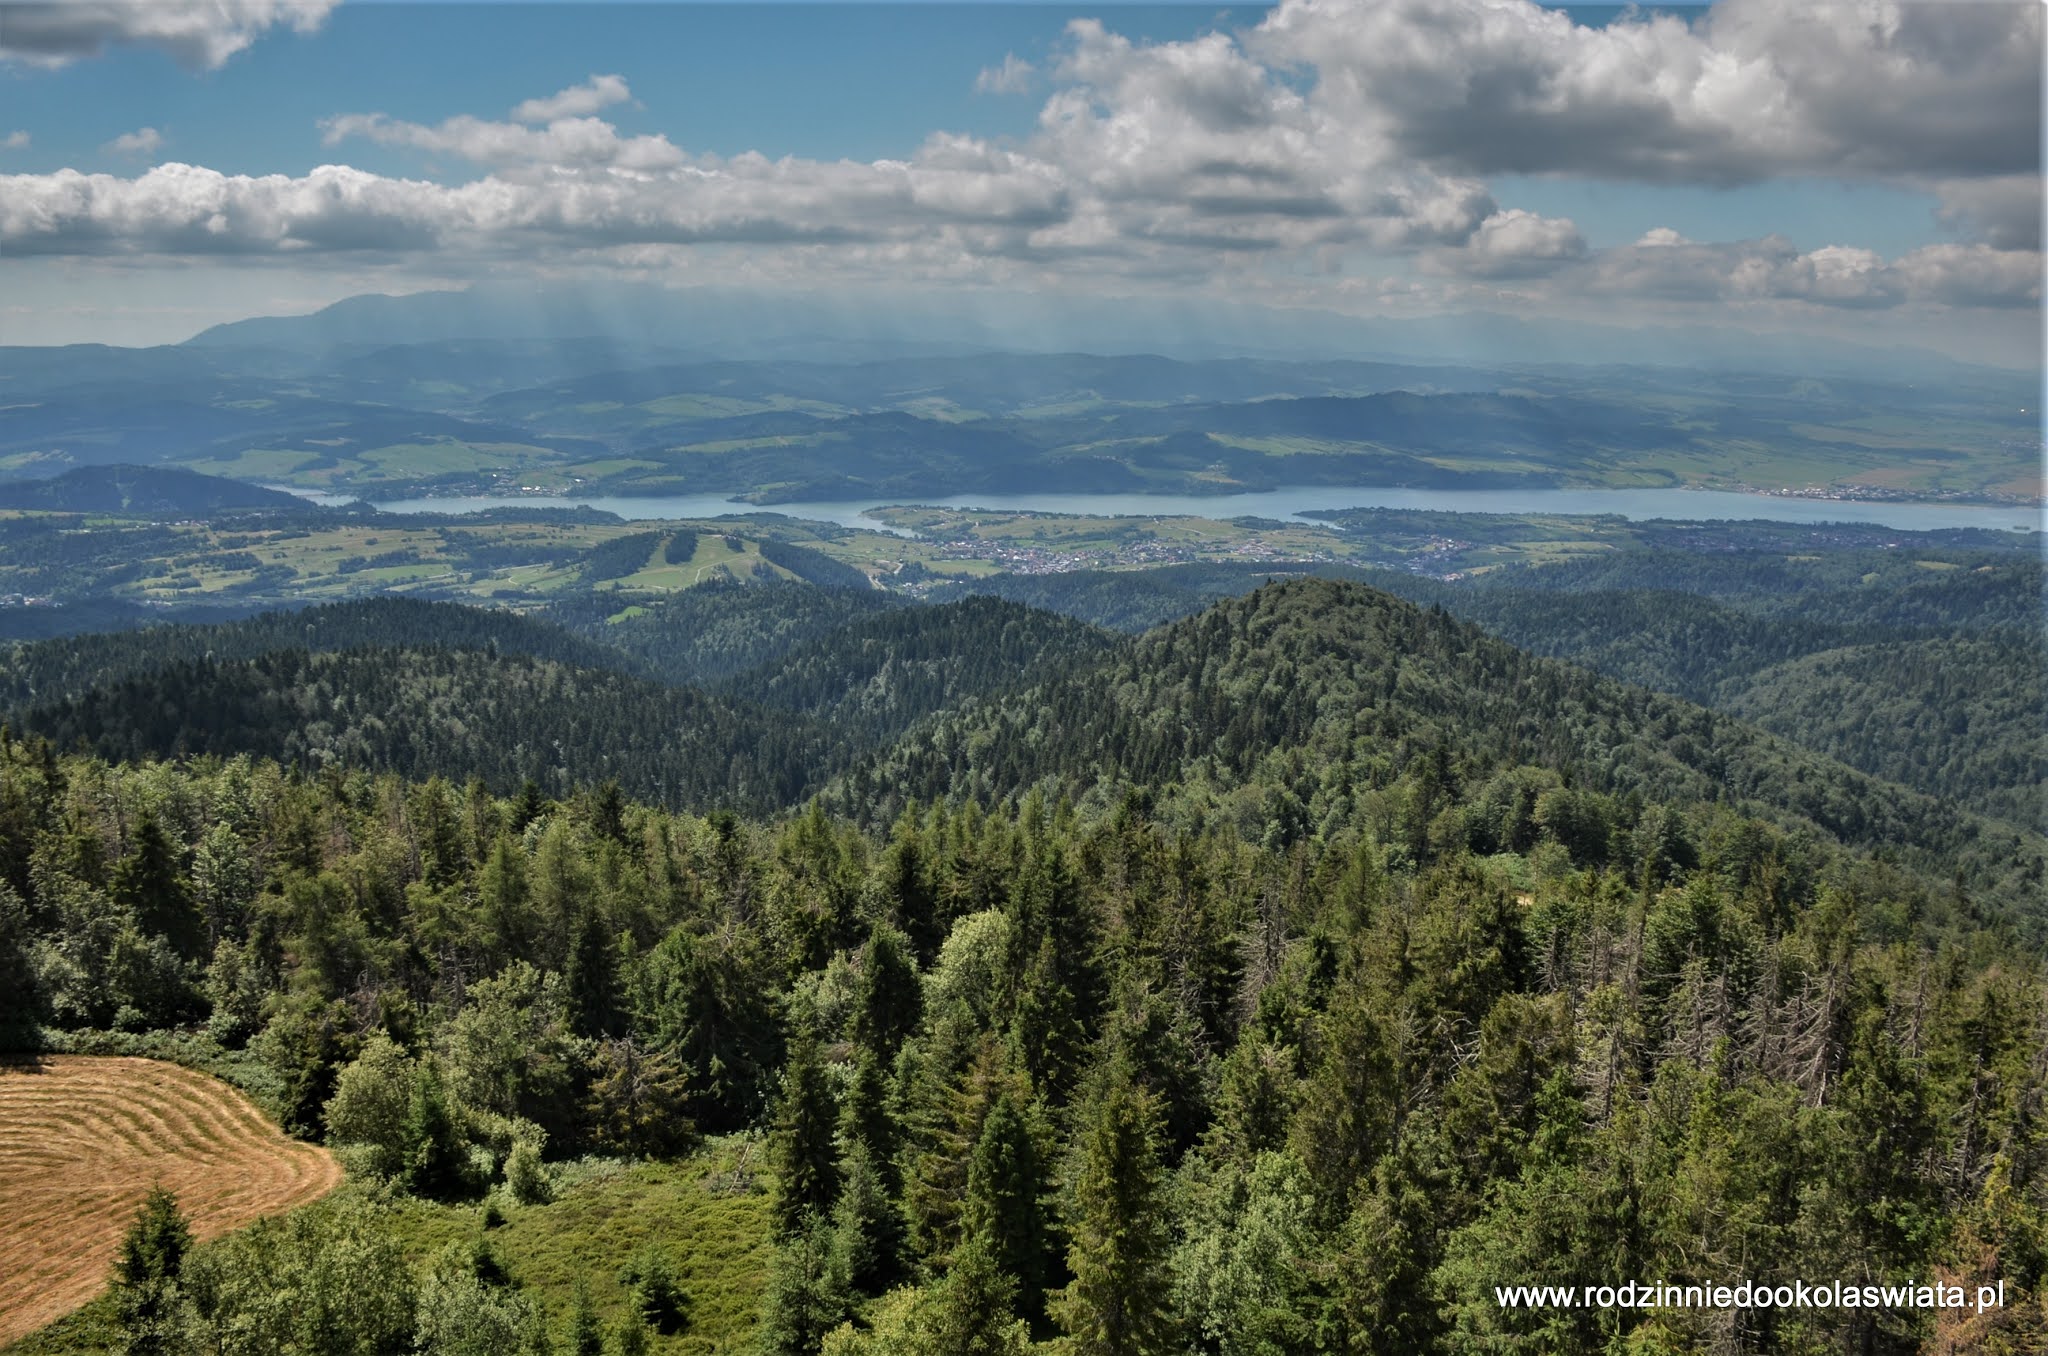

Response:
(505, 1130), (552, 1206)
(323, 1032), (415, 1178)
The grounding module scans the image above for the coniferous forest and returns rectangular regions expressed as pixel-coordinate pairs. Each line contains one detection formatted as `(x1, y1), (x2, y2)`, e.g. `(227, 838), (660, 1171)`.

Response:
(1, 571), (2042, 1356)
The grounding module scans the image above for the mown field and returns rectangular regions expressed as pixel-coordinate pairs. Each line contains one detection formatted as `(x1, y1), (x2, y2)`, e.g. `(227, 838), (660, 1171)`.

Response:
(4, 1136), (775, 1356)
(0, 1056), (342, 1345)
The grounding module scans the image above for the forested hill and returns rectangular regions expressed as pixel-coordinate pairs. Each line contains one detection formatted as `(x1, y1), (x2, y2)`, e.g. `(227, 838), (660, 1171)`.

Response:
(545, 578), (901, 685)
(16, 648), (839, 813)
(939, 556), (2045, 833)
(847, 578), (2043, 917)
(7, 578), (2038, 921)
(0, 596), (649, 709)
(0, 464), (307, 514)
(1723, 633), (2046, 831)
(715, 595), (1119, 743)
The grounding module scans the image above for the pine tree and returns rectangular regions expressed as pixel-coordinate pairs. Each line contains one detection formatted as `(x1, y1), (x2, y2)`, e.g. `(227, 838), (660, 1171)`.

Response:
(113, 1186), (192, 1356)
(1054, 1081), (1175, 1356)
(771, 1033), (841, 1237)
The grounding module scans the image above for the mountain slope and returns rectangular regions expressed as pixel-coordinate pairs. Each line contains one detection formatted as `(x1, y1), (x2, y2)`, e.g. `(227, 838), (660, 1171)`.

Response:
(545, 578), (902, 685)
(17, 647), (838, 813)
(0, 466), (305, 515)
(846, 578), (2042, 910)
(1722, 632), (2046, 831)
(716, 595), (1121, 743)
(0, 597), (647, 710)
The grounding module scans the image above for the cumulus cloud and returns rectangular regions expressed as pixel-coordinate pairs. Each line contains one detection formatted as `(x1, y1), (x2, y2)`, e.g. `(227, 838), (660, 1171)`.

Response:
(2, 2), (2039, 316)
(1932, 175), (2043, 251)
(0, 0), (337, 70)
(0, 148), (1074, 260)
(104, 126), (164, 157)
(1033, 18), (1494, 254)
(1570, 232), (2041, 309)
(1, 131), (28, 151)
(1252, 0), (2042, 184)
(322, 111), (688, 173)
(1424, 208), (1585, 277)
(975, 54), (1036, 95)
(511, 75), (633, 124)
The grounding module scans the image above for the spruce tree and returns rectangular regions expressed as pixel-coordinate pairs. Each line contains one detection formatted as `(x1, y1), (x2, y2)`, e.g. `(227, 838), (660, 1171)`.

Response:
(111, 812), (201, 961)
(771, 1033), (841, 1237)
(404, 1058), (469, 1198)
(113, 1186), (192, 1356)
(852, 921), (921, 1058)
(906, 1235), (1029, 1356)
(568, 1282), (605, 1356)
(1054, 1081), (1174, 1356)
(962, 1090), (1050, 1319)
(755, 1217), (843, 1356)
(1008, 933), (1085, 1100)
(566, 904), (622, 1039)
(825, 1139), (902, 1298)
(837, 1046), (900, 1185)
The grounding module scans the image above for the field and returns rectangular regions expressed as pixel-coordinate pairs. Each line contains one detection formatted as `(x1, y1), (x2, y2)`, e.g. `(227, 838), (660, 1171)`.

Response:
(0, 1056), (342, 1345)
(7, 1147), (775, 1356)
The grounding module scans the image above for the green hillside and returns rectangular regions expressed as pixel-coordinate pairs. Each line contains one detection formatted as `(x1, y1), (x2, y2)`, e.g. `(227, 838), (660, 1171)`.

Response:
(853, 578), (2042, 917)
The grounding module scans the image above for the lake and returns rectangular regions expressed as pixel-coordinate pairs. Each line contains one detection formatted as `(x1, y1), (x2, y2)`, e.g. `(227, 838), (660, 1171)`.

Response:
(309, 486), (2045, 535)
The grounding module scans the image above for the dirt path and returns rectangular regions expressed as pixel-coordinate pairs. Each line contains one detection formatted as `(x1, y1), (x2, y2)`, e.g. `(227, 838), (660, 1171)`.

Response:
(0, 1055), (343, 1345)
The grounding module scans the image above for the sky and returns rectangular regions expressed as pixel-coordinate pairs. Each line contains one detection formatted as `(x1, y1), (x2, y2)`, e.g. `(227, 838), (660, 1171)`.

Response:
(0, 0), (2041, 363)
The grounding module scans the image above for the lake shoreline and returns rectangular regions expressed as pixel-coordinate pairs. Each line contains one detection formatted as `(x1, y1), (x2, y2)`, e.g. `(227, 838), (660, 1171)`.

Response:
(286, 484), (2048, 536)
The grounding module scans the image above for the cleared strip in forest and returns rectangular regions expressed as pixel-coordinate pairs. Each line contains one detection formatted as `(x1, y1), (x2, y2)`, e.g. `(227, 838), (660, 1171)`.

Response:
(0, 1055), (343, 1345)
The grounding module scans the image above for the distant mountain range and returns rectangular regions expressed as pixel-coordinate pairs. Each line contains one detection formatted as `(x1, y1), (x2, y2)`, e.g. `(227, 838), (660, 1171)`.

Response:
(181, 281), (2018, 381)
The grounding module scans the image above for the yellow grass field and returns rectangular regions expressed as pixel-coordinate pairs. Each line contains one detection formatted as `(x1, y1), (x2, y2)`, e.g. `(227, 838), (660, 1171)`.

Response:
(0, 1056), (342, 1345)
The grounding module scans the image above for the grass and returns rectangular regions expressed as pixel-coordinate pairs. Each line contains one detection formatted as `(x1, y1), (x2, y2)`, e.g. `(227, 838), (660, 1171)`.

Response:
(3, 1140), (774, 1356)
(601, 535), (799, 592)
(472, 1145), (774, 1354)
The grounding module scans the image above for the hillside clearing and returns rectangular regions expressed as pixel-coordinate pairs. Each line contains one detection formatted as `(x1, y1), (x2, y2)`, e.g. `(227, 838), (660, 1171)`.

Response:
(0, 1055), (341, 1345)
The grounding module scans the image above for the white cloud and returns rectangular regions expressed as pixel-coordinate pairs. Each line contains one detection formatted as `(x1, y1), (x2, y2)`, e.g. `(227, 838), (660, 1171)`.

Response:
(1570, 232), (2041, 310)
(1932, 175), (2043, 252)
(1251, 0), (2041, 185)
(104, 127), (164, 157)
(1, 5), (2039, 317)
(511, 75), (633, 125)
(1, 132), (29, 151)
(1889, 242), (2045, 309)
(322, 112), (688, 173)
(975, 54), (1036, 95)
(1424, 208), (1585, 277)
(0, 0), (337, 70)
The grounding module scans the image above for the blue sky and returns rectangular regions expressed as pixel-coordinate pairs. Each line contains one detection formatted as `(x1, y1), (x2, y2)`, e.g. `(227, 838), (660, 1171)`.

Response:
(0, 0), (2039, 358)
